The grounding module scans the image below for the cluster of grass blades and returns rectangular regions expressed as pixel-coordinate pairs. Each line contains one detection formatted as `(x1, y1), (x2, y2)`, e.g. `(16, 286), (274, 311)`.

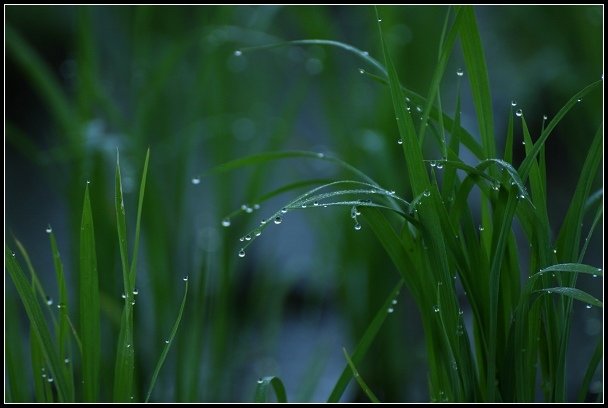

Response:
(214, 6), (602, 402)
(6, 149), (189, 403)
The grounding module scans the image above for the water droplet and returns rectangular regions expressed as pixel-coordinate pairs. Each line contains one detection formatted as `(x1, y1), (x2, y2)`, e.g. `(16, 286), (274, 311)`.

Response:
(317, 152), (325, 158)
(430, 161), (437, 168)
(131, 301), (136, 306)
(547, 290), (552, 294)
(515, 109), (523, 117)
(519, 194), (525, 199)
(377, 18), (382, 22)
(456, 68), (464, 77)
(257, 378), (264, 384)
(423, 190), (431, 197)
(57, 303), (65, 309)
(511, 100), (517, 107)
(458, 309), (464, 316)
(478, 225), (484, 232)
(127, 344), (131, 348)
(358, 68), (365, 74)
(86, 180), (91, 184)
(522, 140), (526, 145)
(362, 51), (369, 56)
(64, 358), (70, 364)
(387, 307), (394, 313)
(191, 177), (201, 185)
(397, 138), (403, 145)
(255, 230), (262, 237)
(183, 276), (189, 282)
(46, 226), (52, 233)
(11, 252), (15, 257)
(301, 204), (307, 208)
(133, 289), (139, 295)
(433, 305), (440, 313)
(436, 163), (443, 170)
(245, 207), (253, 214)
(281, 208), (288, 214)
(577, 98), (582, 103)
(238, 249), (246, 258)
(234, 50), (242, 57)
(221, 218), (231, 227)
(354, 223), (362, 231)
(597, 268), (602, 272)
(47, 377), (54, 383)
(253, 204), (260, 210)
(165, 339), (170, 344)
(260, 219), (267, 225)
(239, 237), (245, 242)
(405, 96), (411, 103)
(313, 201), (319, 206)
(274, 216), (282, 225)
(392, 299), (398, 305)
(122, 293), (127, 299)
(416, 106), (422, 113)
(553, 249), (557, 255)
(241, 204), (248, 211)
(451, 360), (458, 371)
(586, 304), (592, 309)
(46, 296), (53, 306)
(543, 114), (548, 120)
(388, 190), (396, 195)
(245, 235), (251, 241)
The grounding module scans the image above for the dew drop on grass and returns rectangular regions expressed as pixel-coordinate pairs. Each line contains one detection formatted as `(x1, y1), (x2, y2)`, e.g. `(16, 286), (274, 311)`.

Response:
(433, 305), (440, 313)
(362, 51), (369, 56)
(511, 100), (517, 107)
(436, 163), (443, 170)
(257, 378), (264, 384)
(397, 138), (403, 145)
(301, 204), (307, 208)
(253, 204), (260, 210)
(126, 344), (131, 348)
(46, 226), (52, 233)
(586, 304), (592, 309)
(64, 358), (70, 364)
(358, 68), (365, 74)
(416, 105), (422, 113)
(165, 339), (170, 344)
(11, 252), (15, 257)
(478, 225), (484, 232)
(255, 230), (262, 237)
(456, 67), (464, 77)
(245, 207), (253, 214)
(122, 293), (127, 299)
(281, 208), (288, 214)
(239, 237), (245, 242)
(392, 299), (398, 305)
(458, 309), (464, 316)
(46, 296), (53, 306)
(387, 307), (394, 314)
(354, 223), (362, 231)
(191, 177), (201, 185)
(423, 190), (431, 197)
(221, 218), (231, 227)
(377, 18), (382, 22)
(543, 114), (548, 121)
(47, 377), (54, 383)
(238, 249), (246, 258)
(515, 109), (523, 117)
(522, 140), (526, 145)
(245, 235), (251, 241)
(274, 216), (282, 225)
(133, 289), (139, 295)
(183, 276), (189, 282)
(577, 98), (582, 103)
(234, 50), (242, 57)
(313, 201), (319, 206)
(430, 161), (437, 168)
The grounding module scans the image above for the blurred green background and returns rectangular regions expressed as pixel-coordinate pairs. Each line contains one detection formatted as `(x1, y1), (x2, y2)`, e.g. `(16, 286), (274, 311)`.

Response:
(5, 5), (602, 402)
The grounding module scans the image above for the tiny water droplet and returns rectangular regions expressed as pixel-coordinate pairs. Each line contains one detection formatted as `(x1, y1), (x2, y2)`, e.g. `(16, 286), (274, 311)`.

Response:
(478, 225), (484, 231)
(165, 339), (170, 344)
(191, 177), (201, 185)
(522, 140), (526, 145)
(515, 109), (523, 117)
(122, 293), (127, 299)
(392, 299), (398, 305)
(423, 190), (431, 197)
(133, 289), (139, 295)
(433, 305), (440, 313)
(245, 235), (251, 241)
(86, 180), (91, 184)
(387, 307), (394, 313)
(221, 218), (231, 227)
(11, 252), (15, 257)
(577, 98), (582, 103)
(313, 201), (319, 206)
(255, 230), (262, 237)
(239, 237), (245, 242)
(238, 249), (246, 258)
(430, 161), (437, 168)
(257, 378), (264, 384)
(57, 303), (65, 309)
(388, 190), (396, 195)
(46, 226), (53, 233)
(127, 344), (131, 348)
(260, 219), (267, 225)
(397, 138), (403, 145)
(131, 301), (136, 306)
(183, 276), (189, 282)
(354, 223), (362, 231)
(358, 68), (365, 74)
(64, 358), (70, 364)
(362, 51), (369, 56)
(586, 304), (592, 309)
(511, 100), (517, 107)
(436, 163), (443, 170)
(317, 152), (325, 158)
(234, 50), (242, 57)
(281, 208), (288, 214)
(46, 296), (53, 306)
(416, 106), (422, 113)
(519, 194), (525, 199)
(405, 96), (411, 102)
(458, 309), (464, 316)
(301, 204), (307, 208)
(274, 216), (282, 225)
(451, 360), (458, 371)
(377, 18), (382, 22)
(47, 377), (54, 383)
(245, 207), (253, 214)
(241, 204), (248, 211)
(543, 114), (548, 120)
(456, 67), (464, 77)
(253, 204), (260, 210)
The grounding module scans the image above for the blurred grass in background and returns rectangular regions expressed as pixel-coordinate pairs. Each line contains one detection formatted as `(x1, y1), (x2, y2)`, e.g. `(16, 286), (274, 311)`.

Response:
(5, 5), (602, 402)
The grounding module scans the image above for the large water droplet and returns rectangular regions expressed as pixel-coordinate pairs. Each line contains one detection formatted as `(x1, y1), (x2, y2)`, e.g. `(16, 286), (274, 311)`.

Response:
(238, 249), (246, 258)
(234, 50), (242, 57)
(221, 218), (231, 227)
(515, 109), (523, 117)
(274, 216), (282, 225)
(456, 67), (464, 77)
(191, 177), (201, 185)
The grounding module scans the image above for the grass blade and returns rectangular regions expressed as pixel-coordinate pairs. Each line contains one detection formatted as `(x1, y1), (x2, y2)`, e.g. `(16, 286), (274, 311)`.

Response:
(342, 347), (381, 403)
(254, 375), (288, 403)
(536, 287), (602, 308)
(145, 279), (189, 402)
(79, 183), (100, 401)
(576, 337), (602, 402)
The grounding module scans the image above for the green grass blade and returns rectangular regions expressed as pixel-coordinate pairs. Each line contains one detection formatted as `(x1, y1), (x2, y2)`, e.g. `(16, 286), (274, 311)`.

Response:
(129, 148), (150, 288)
(327, 278), (404, 402)
(113, 150), (135, 402)
(145, 279), (189, 402)
(5, 296), (29, 402)
(79, 183), (100, 401)
(459, 6), (496, 160)
(6, 248), (69, 401)
(254, 375), (288, 403)
(576, 337), (602, 402)
(342, 347), (381, 403)
(536, 287), (602, 308)
(537, 263), (602, 278)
